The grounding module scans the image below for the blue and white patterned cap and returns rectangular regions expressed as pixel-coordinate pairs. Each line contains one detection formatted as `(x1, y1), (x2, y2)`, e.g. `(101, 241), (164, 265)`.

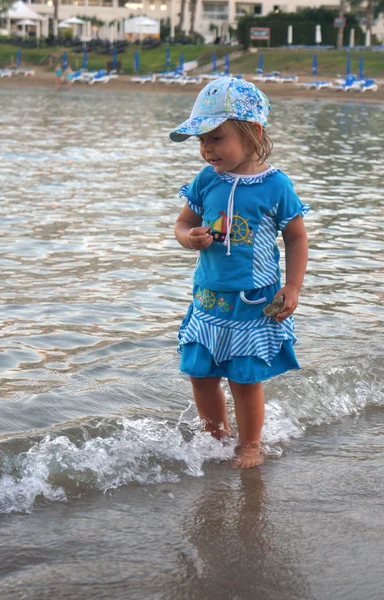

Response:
(169, 77), (271, 142)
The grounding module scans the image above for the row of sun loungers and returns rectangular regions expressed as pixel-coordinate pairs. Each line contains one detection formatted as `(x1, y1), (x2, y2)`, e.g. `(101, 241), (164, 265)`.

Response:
(0, 68), (35, 77)
(296, 74), (378, 92)
(71, 69), (119, 84)
(252, 70), (378, 92)
(130, 70), (244, 85)
(131, 73), (204, 85)
(253, 71), (298, 83)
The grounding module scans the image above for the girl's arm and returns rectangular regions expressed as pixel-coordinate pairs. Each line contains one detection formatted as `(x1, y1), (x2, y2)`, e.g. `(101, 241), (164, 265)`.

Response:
(174, 204), (213, 250)
(275, 215), (308, 323)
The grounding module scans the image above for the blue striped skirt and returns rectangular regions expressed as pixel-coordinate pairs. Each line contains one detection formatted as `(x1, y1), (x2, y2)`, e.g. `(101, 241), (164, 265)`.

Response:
(178, 281), (300, 384)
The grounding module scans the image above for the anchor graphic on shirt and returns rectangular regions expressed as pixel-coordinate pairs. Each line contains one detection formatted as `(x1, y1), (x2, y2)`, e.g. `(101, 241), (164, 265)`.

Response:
(209, 210), (252, 244)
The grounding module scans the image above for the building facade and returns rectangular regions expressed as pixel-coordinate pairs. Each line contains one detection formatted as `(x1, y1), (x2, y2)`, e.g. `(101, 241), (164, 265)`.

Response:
(22, 0), (382, 43)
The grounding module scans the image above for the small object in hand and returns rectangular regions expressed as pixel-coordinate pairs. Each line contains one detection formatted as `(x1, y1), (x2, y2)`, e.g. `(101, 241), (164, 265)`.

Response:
(263, 296), (284, 318)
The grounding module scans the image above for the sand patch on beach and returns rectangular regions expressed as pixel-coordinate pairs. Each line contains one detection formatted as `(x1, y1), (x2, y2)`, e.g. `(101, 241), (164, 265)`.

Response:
(1, 67), (383, 104)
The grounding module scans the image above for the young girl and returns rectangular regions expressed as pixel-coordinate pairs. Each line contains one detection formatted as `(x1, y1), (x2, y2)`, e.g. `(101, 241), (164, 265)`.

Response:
(171, 77), (309, 469)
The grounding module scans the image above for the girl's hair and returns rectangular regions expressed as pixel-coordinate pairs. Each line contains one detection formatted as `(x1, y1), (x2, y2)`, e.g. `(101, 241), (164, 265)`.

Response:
(231, 120), (273, 162)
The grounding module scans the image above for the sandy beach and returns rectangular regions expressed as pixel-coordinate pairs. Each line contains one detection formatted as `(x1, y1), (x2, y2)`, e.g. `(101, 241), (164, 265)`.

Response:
(1, 67), (383, 103)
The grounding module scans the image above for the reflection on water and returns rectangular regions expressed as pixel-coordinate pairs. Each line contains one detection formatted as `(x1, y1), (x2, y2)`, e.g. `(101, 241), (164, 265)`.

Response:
(0, 88), (383, 513)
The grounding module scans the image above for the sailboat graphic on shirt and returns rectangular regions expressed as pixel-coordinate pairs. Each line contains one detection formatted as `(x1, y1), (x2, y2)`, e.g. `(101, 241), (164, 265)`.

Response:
(209, 210), (254, 245)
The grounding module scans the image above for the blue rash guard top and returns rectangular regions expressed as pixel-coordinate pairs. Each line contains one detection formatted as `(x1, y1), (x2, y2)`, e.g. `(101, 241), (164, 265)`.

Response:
(180, 165), (310, 293)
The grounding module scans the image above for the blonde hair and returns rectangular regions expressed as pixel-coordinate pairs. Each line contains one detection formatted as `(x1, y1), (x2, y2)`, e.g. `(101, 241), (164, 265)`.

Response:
(230, 120), (273, 162)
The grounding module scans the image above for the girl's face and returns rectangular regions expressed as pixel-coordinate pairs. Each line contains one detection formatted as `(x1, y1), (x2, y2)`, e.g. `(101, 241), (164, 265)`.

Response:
(198, 121), (264, 175)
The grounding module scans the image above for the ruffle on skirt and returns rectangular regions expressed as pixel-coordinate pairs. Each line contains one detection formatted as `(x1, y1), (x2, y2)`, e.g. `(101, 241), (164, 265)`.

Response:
(178, 304), (297, 367)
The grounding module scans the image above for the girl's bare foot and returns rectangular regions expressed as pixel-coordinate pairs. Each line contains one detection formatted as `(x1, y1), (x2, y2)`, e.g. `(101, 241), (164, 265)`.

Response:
(232, 442), (264, 469)
(202, 419), (229, 441)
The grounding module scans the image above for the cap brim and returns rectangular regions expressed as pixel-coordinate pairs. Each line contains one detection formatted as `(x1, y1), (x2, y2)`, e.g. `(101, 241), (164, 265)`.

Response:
(170, 115), (228, 142)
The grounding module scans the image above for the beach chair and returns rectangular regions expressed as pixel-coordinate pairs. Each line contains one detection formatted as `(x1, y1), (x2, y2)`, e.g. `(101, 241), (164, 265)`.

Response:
(0, 69), (13, 78)
(131, 75), (156, 84)
(201, 72), (221, 80)
(279, 75), (299, 83)
(359, 79), (378, 92)
(296, 81), (333, 90)
(332, 76), (362, 92)
(158, 74), (185, 84)
(71, 70), (86, 83)
(88, 70), (110, 84)
(253, 71), (282, 83)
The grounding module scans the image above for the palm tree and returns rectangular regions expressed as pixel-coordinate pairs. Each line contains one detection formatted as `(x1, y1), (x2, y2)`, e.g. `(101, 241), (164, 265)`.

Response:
(189, 0), (197, 35)
(349, 0), (384, 39)
(178, 0), (186, 31)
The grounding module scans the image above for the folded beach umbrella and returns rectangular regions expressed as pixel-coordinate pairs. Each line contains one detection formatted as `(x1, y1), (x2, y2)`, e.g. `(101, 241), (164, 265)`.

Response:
(16, 48), (21, 67)
(62, 51), (68, 71)
(224, 53), (229, 75)
(312, 53), (317, 76)
(112, 47), (117, 70)
(134, 50), (139, 73)
(359, 56), (364, 79)
(346, 55), (351, 76)
(212, 52), (217, 72)
(179, 52), (184, 72)
(287, 25), (293, 45)
(82, 48), (88, 70)
(166, 47), (171, 71)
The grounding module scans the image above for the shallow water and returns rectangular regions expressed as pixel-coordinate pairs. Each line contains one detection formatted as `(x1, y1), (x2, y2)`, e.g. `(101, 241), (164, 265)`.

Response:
(0, 86), (383, 598)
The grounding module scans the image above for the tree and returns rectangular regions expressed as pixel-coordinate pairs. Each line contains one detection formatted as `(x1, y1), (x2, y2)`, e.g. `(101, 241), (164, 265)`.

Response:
(0, 0), (14, 15)
(209, 22), (219, 40)
(349, 0), (384, 38)
(189, 0), (197, 35)
(53, 0), (59, 25)
(178, 0), (186, 31)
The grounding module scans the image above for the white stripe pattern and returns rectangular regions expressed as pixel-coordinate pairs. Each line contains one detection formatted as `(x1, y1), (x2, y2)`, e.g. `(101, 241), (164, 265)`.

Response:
(278, 203), (311, 231)
(252, 206), (279, 288)
(178, 306), (297, 366)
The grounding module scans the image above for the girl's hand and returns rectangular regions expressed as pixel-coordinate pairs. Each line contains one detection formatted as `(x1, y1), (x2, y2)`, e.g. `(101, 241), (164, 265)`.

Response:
(274, 285), (299, 322)
(188, 226), (213, 250)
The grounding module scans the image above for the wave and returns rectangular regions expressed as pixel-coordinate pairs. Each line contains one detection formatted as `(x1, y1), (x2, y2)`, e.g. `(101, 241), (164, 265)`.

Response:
(0, 356), (383, 515)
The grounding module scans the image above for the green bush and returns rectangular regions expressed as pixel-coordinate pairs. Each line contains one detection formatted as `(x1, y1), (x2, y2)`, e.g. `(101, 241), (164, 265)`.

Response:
(237, 8), (364, 49)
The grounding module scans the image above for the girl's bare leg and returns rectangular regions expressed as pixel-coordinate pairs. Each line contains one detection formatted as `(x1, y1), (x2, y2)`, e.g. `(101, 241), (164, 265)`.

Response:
(228, 380), (265, 468)
(190, 376), (230, 440)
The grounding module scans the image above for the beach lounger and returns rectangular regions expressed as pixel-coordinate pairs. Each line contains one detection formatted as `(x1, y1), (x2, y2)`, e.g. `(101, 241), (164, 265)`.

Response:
(296, 81), (333, 90)
(131, 75), (156, 84)
(87, 70), (110, 84)
(333, 74), (378, 92)
(0, 69), (13, 78)
(201, 72), (221, 80)
(157, 76), (199, 85)
(253, 71), (288, 83)
(71, 70), (86, 83)
(359, 79), (378, 92)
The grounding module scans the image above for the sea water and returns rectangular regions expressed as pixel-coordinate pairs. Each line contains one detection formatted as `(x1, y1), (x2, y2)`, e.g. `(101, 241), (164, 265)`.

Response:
(0, 87), (383, 599)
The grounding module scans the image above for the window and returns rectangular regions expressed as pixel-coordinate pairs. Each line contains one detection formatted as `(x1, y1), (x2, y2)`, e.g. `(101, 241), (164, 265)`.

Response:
(236, 3), (262, 17)
(202, 2), (228, 19)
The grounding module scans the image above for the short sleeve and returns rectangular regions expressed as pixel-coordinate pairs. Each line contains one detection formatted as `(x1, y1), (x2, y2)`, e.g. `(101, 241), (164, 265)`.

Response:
(179, 173), (204, 216)
(276, 178), (310, 231)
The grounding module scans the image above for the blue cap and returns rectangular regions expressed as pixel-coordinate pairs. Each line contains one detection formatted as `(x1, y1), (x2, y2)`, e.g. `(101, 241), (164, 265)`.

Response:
(170, 77), (271, 143)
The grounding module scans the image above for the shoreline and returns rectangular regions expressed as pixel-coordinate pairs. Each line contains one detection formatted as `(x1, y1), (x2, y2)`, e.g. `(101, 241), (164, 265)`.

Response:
(1, 68), (383, 104)
(1, 411), (384, 599)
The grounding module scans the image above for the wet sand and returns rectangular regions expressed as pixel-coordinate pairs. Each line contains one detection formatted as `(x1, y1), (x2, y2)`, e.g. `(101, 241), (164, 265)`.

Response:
(1, 67), (383, 104)
(1, 410), (384, 600)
